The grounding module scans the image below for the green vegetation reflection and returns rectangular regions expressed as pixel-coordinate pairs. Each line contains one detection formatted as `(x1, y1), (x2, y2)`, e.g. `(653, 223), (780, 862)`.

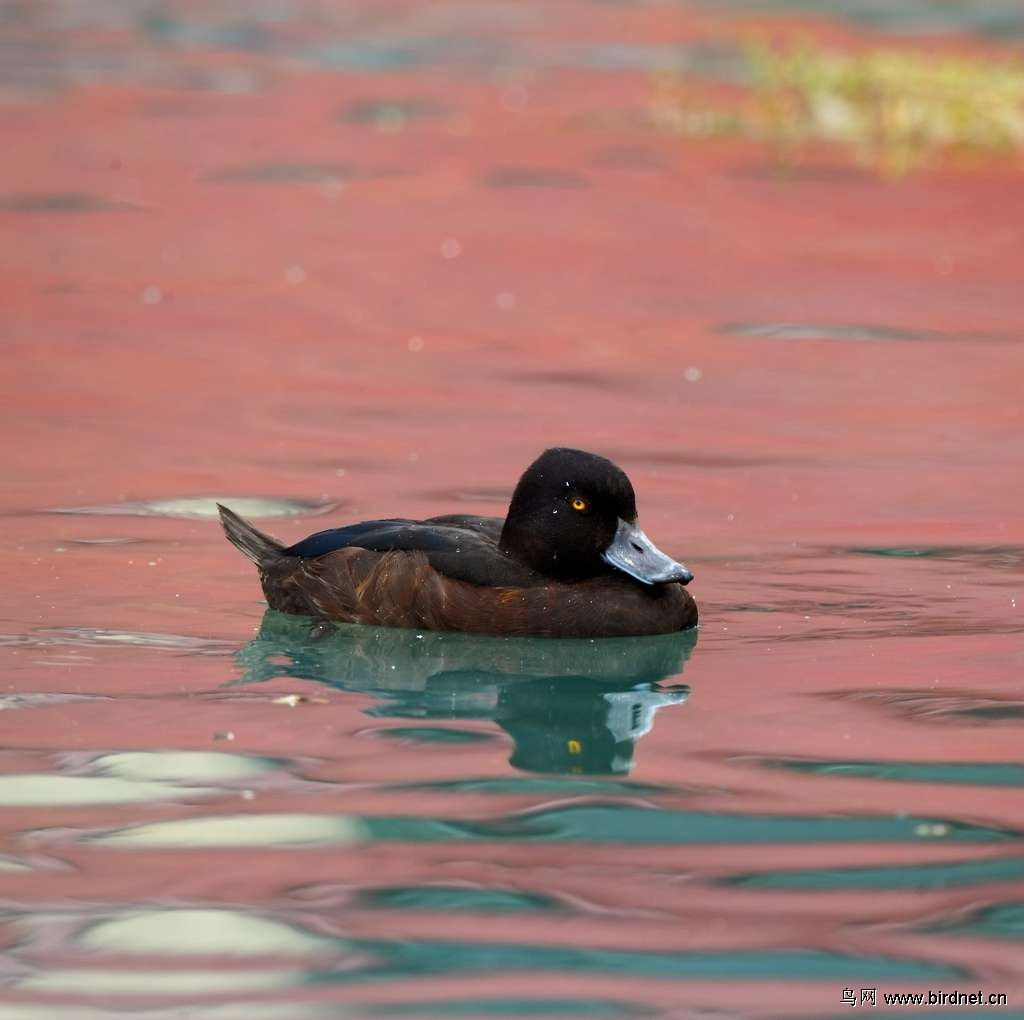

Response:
(654, 39), (1024, 175)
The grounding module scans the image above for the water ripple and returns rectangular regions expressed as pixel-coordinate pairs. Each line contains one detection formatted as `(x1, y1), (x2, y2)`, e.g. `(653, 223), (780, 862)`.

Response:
(1, 627), (236, 655)
(42, 496), (336, 519)
(63, 804), (1018, 849)
(718, 322), (1013, 343)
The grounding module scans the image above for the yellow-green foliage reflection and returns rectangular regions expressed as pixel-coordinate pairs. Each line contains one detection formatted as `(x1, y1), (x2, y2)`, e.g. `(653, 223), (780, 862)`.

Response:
(654, 41), (1024, 175)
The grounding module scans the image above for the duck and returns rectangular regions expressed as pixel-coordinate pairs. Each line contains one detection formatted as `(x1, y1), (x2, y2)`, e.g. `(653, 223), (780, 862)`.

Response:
(218, 447), (697, 638)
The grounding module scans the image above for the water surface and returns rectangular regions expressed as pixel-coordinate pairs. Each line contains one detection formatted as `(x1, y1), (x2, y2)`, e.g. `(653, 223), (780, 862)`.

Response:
(1, 1), (1022, 1017)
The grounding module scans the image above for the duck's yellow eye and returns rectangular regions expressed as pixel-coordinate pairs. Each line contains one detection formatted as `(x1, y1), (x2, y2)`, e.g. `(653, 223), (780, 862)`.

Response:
(571, 498), (587, 512)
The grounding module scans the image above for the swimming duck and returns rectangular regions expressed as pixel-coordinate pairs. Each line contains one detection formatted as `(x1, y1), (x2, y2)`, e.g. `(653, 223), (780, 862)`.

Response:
(219, 447), (697, 637)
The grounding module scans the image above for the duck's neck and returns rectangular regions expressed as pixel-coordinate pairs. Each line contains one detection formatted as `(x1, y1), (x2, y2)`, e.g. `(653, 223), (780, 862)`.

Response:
(498, 517), (543, 572)
(499, 515), (603, 581)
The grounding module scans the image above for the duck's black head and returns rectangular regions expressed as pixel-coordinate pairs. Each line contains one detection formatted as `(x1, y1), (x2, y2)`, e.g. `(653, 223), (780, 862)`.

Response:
(499, 448), (693, 586)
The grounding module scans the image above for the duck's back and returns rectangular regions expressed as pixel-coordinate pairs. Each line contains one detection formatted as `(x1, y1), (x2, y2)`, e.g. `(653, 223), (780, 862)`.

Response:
(283, 515), (539, 587)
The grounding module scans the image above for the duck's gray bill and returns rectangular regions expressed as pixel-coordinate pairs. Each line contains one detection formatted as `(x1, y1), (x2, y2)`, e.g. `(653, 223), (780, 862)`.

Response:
(602, 519), (694, 586)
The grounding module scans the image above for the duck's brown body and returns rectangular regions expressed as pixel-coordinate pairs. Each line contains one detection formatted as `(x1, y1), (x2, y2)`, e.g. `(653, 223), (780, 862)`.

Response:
(259, 544), (695, 638)
(219, 449), (698, 638)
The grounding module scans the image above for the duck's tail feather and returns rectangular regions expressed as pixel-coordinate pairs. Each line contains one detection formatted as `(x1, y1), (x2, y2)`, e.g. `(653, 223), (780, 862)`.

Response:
(217, 504), (286, 566)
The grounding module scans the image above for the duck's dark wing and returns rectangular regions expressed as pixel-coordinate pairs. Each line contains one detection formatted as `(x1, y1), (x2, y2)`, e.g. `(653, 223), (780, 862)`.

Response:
(422, 514), (504, 542)
(285, 519), (416, 558)
(283, 515), (536, 587)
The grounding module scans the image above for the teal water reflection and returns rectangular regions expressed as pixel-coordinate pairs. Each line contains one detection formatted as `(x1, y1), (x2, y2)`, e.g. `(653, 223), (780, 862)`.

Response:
(235, 611), (696, 775)
(729, 856), (1024, 891)
(759, 758), (1024, 787)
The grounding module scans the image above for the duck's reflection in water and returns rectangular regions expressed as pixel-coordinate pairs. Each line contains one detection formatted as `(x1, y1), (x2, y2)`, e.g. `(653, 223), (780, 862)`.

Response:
(236, 611), (698, 775)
